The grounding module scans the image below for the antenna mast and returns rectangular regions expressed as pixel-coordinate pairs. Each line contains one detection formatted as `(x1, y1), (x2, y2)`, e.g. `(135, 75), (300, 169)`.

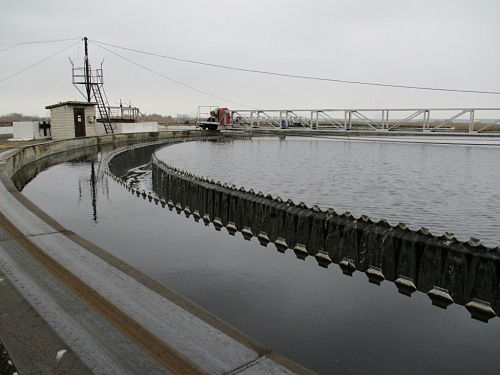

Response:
(71, 37), (115, 133)
(71, 37), (140, 131)
(84, 37), (91, 102)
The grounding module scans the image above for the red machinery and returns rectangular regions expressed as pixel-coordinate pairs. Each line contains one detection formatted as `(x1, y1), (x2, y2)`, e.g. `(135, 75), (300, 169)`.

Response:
(196, 106), (230, 130)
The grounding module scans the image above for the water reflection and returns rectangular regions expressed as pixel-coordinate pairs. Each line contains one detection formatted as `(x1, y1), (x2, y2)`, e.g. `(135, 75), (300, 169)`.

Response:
(121, 163), (152, 190)
(14, 145), (114, 223)
(90, 162), (97, 221)
(12, 145), (100, 191)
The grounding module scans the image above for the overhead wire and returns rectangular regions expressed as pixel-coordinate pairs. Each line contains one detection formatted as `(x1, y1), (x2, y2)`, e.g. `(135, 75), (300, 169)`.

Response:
(91, 40), (500, 96)
(0, 41), (80, 83)
(89, 40), (257, 109)
(0, 37), (83, 52)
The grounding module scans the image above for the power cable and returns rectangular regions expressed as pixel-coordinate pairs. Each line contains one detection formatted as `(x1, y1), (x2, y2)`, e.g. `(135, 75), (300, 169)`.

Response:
(89, 41), (257, 109)
(0, 41), (80, 83)
(0, 37), (83, 52)
(92, 39), (500, 96)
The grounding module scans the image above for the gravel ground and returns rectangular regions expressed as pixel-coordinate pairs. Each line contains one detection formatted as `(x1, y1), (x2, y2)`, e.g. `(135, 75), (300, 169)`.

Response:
(0, 134), (41, 149)
(0, 342), (16, 375)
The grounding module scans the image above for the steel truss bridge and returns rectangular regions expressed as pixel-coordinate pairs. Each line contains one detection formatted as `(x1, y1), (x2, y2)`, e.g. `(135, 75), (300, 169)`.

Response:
(224, 108), (500, 133)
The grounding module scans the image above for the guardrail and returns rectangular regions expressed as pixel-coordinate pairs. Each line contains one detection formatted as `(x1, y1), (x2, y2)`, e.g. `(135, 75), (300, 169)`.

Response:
(227, 108), (500, 133)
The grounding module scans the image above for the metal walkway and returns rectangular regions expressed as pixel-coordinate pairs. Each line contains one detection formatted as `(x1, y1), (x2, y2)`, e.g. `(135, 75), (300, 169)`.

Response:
(226, 108), (500, 133)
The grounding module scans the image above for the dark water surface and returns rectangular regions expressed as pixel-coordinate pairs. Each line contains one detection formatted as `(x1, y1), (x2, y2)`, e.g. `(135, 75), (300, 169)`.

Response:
(21, 137), (500, 374)
(156, 136), (500, 247)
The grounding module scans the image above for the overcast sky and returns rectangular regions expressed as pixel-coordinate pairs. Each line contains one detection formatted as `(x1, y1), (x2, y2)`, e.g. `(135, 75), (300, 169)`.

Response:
(1, 0), (499, 117)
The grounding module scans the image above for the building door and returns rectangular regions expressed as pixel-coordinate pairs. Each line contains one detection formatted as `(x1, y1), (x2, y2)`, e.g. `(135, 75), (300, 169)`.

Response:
(74, 108), (86, 137)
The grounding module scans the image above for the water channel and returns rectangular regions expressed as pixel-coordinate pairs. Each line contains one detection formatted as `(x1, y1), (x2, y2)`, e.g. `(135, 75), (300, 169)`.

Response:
(20, 135), (500, 374)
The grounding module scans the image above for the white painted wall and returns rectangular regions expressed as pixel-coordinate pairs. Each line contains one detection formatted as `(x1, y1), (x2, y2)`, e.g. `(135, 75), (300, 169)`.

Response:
(95, 122), (159, 135)
(50, 106), (75, 140)
(12, 122), (51, 140)
(50, 105), (96, 140)
(121, 122), (158, 133)
(0, 126), (13, 135)
(85, 108), (97, 137)
(95, 122), (109, 136)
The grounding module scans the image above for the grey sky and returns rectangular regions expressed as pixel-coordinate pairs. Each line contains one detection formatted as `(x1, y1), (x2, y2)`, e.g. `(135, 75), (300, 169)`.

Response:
(1, 0), (499, 117)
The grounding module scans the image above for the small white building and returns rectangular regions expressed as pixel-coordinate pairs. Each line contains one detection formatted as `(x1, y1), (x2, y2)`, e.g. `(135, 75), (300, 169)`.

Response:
(46, 101), (97, 140)
(45, 101), (159, 139)
(12, 121), (51, 140)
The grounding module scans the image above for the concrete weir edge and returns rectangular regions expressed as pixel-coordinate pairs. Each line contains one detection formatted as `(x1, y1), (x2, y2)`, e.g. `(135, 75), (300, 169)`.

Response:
(0, 131), (316, 375)
(140, 131), (500, 323)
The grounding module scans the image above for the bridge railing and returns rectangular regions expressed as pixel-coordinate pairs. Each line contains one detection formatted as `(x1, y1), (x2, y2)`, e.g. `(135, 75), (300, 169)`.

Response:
(227, 108), (500, 133)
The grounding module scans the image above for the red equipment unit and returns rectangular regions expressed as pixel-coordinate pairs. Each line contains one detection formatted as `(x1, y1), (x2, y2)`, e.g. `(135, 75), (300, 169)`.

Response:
(218, 108), (230, 125)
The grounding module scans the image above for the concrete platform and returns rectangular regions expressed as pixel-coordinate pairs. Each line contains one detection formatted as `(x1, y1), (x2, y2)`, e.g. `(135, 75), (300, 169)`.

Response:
(0, 136), (315, 374)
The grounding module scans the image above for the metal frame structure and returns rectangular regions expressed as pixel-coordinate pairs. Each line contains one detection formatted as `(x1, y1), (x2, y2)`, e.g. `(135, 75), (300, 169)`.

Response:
(71, 37), (115, 134)
(107, 104), (141, 123)
(227, 108), (500, 133)
(195, 106), (219, 130)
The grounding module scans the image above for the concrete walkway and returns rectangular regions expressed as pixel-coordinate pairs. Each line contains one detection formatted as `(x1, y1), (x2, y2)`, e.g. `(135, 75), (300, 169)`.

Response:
(0, 143), (315, 374)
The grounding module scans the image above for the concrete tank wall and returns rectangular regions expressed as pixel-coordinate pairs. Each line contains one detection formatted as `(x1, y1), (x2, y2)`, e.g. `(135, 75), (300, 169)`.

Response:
(135, 138), (500, 321)
(2, 130), (198, 179)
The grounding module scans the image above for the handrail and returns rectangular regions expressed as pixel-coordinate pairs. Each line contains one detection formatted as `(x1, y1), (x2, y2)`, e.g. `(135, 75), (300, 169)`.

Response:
(226, 108), (500, 133)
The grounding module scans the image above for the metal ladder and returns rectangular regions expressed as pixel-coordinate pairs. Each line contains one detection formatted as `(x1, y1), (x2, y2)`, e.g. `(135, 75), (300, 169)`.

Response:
(92, 83), (114, 134)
